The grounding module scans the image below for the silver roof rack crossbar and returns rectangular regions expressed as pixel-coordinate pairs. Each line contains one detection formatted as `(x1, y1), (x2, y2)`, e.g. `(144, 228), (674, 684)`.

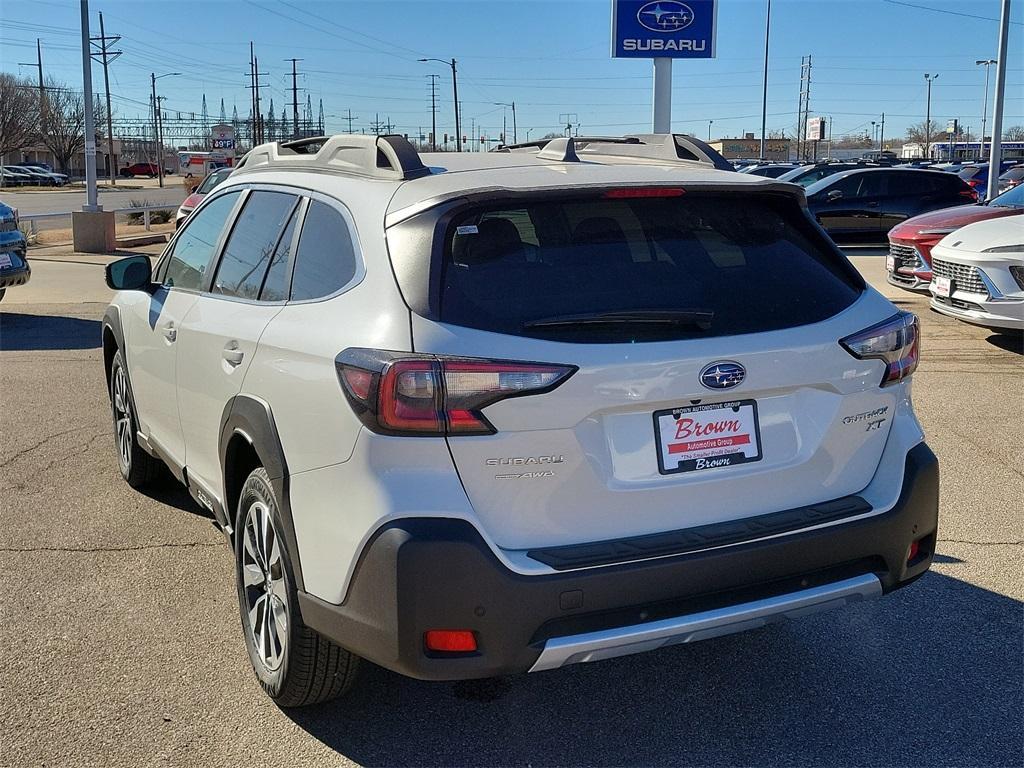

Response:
(235, 134), (430, 181)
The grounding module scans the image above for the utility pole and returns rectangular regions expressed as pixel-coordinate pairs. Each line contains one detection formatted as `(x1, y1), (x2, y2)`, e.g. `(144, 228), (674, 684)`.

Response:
(19, 40), (47, 147)
(286, 58), (302, 140)
(986, 0), (1011, 199)
(246, 44), (268, 145)
(452, 59), (461, 151)
(924, 74), (938, 160)
(156, 94), (166, 187)
(427, 74), (438, 150)
(80, 0), (99, 211)
(976, 59), (996, 160)
(342, 108), (357, 134)
(879, 112), (885, 153)
(90, 12), (121, 183)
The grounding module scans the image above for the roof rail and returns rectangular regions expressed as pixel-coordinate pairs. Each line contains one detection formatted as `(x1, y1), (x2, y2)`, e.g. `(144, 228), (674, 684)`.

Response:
(234, 134), (430, 181)
(495, 133), (733, 172)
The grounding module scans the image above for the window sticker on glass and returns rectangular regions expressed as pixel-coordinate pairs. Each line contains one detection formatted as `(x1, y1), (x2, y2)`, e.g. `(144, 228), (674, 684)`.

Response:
(456, 225), (479, 235)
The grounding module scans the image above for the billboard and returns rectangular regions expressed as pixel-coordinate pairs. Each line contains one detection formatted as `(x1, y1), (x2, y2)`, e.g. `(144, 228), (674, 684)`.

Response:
(806, 117), (825, 142)
(210, 123), (235, 157)
(612, 0), (717, 59)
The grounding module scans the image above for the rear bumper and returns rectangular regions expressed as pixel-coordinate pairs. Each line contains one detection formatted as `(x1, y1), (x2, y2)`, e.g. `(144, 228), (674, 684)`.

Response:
(299, 442), (938, 681)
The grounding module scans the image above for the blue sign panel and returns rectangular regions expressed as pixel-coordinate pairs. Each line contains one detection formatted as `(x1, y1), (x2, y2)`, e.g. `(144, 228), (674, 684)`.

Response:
(612, 0), (717, 58)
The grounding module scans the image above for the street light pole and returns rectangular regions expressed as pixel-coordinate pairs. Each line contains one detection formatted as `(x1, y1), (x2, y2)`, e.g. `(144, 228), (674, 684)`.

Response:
(494, 101), (517, 144)
(419, 57), (461, 151)
(924, 73), (937, 160)
(708, 119), (713, 141)
(80, 0), (99, 211)
(976, 59), (996, 160)
(150, 72), (180, 188)
(759, 0), (771, 161)
(986, 0), (1011, 199)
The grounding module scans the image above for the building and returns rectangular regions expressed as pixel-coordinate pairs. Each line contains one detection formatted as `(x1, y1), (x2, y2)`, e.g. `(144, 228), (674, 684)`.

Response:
(902, 140), (1024, 162)
(709, 133), (790, 161)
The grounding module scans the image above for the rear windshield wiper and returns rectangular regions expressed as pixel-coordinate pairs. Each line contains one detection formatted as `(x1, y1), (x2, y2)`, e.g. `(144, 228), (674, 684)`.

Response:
(523, 309), (713, 331)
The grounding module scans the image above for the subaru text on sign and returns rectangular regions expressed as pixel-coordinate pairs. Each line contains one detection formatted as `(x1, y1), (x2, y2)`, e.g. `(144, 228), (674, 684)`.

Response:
(612, 0), (718, 58)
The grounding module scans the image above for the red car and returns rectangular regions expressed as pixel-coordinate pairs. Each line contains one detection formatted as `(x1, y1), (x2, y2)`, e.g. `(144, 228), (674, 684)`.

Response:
(119, 162), (160, 178)
(886, 181), (1024, 291)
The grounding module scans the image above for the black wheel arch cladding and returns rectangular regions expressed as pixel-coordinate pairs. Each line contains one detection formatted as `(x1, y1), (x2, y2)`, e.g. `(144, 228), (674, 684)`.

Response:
(219, 395), (305, 592)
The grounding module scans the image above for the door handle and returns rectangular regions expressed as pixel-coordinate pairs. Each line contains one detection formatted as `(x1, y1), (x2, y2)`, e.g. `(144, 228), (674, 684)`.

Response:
(222, 347), (244, 367)
(162, 323), (177, 342)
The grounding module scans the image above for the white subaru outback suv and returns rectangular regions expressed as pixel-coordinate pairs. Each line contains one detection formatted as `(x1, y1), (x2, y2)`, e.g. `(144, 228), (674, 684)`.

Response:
(102, 134), (938, 707)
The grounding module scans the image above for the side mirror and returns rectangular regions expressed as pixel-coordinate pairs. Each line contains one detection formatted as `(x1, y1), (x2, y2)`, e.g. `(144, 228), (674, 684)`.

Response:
(105, 254), (152, 291)
(827, 189), (844, 202)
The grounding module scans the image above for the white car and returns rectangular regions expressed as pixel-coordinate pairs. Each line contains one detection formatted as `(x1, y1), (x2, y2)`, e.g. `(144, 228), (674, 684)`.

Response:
(929, 216), (1024, 332)
(101, 134), (938, 706)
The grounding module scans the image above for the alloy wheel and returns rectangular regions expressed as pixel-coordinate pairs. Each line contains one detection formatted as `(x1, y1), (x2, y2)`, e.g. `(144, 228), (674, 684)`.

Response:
(112, 365), (133, 474)
(241, 501), (288, 671)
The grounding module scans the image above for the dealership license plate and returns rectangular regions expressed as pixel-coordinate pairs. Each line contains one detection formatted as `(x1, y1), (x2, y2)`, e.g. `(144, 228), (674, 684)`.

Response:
(886, 255), (896, 273)
(934, 275), (952, 297)
(0, 253), (12, 268)
(654, 399), (763, 475)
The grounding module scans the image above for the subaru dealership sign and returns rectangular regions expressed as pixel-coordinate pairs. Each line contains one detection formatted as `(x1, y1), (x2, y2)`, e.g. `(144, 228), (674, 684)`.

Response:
(612, 0), (717, 58)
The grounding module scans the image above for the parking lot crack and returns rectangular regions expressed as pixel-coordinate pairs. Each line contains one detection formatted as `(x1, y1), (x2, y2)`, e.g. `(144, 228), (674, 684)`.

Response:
(938, 538), (1024, 547)
(0, 426), (92, 468)
(0, 541), (222, 554)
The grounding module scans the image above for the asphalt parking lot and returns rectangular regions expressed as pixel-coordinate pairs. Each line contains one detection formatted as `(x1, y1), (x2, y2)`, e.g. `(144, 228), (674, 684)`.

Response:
(1, 250), (1021, 767)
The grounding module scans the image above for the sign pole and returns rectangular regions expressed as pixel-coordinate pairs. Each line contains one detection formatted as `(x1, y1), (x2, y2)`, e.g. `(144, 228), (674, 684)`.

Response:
(652, 57), (672, 133)
(80, 0), (99, 211)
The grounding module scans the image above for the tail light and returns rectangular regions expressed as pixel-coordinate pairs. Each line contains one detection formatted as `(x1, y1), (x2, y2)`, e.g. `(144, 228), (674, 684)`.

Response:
(840, 311), (919, 386)
(336, 348), (576, 436)
(959, 187), (979, 201)
(603, 187), (685, 198)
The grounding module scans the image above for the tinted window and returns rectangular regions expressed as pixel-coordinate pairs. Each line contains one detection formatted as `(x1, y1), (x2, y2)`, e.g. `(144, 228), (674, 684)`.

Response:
(990, 183), (1024, 208)
(259, 207), (298, 301)
(212, 191), (297, 300)
(196, 167), (233, 194)
(164, 191), (240, 290)
(888, 171), (932, 197)
(957, 166), (985, 181)
(1001, 167), (1024, 181)
(290, 201), (357, 301)
(437, 194), (862, 343)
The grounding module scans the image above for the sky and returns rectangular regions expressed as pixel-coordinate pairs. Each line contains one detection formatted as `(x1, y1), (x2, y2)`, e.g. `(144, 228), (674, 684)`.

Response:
(1, 0), (1021, 146)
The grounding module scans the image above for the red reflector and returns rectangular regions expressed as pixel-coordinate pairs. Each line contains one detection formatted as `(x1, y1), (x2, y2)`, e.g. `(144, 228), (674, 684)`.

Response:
(342, 368), (373, 400)
(603, 187), (685, 199)
(424, 630), (477, 653)
(908, 540), (920, 563)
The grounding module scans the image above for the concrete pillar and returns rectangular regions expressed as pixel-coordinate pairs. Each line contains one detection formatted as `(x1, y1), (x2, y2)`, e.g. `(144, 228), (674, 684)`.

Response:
(72, 210), (116, 253)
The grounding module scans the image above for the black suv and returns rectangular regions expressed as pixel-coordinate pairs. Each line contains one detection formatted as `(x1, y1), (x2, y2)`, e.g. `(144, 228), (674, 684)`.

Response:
(805, 168), (977, 242)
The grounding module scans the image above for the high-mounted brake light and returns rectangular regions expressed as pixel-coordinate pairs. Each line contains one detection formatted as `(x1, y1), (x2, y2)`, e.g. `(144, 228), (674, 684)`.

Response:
(840, 311), (919, 386)
(602, 187), (686, 199)
(336, 349), (576, 436)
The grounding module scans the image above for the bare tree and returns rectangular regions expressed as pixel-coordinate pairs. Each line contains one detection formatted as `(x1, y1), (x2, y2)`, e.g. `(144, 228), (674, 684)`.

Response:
(1003, 125), (1024, 141)
(39, 79), (106, 174)
(0, 74), (41, 160)
(905, 119), (941, 145)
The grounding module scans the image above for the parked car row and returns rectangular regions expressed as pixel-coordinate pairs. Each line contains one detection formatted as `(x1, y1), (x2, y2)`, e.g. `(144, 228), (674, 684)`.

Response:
(0, 200), (30, 302)
(887, 182), (1024, 333)
(0, 164), (69, 187)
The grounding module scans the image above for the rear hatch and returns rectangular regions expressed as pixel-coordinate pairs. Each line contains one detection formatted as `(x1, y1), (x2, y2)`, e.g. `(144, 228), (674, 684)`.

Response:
(390, 187), (899, 551)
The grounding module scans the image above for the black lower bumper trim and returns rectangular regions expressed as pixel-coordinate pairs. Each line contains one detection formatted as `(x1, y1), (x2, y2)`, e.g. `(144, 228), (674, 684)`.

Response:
(298, 442), (938, 681)
(528, 495), (872, 570)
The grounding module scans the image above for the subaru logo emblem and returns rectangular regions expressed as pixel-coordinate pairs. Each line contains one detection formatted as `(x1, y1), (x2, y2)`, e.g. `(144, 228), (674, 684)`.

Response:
(637, 1), (695, 33)
(699, 361), (746, 390)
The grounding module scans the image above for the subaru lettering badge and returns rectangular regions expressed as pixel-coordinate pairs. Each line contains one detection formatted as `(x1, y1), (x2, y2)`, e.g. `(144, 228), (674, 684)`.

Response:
(699, 361), (745, 390)
(637, 1), (696, 33)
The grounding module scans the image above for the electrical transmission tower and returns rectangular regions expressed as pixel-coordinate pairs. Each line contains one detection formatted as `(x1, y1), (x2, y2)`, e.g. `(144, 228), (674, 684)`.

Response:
(90, 12), (121, 181)
(285, 58), (303, 140)
(796, 55), (812, 160)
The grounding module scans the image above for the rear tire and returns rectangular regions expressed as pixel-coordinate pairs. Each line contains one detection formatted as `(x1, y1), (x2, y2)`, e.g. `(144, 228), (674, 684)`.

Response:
(235, 467), (359, 707)
(109, 349), (161, 488)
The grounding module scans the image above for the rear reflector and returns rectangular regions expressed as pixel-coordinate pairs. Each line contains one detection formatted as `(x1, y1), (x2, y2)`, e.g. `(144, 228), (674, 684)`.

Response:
(424, 630), (477, 653)
(602, 187), (685, 199)
(907, 540), (920, 563)
(840, 311), (919, 386)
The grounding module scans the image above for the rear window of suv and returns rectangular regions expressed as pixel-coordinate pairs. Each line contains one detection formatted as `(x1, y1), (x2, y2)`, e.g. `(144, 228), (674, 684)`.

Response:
(436, 193), (863, 342)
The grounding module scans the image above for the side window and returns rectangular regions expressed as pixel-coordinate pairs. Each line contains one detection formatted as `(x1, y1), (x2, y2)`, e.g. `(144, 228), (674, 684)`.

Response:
(164, 191), (240, 290)
(259, 207), (298, 302)
(212, 191), (297, 300)
(888, 172), (928, 197)
(289, 200), (358, 301)
(829, 174), (863, 197)
(856, 172), (888, 198)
